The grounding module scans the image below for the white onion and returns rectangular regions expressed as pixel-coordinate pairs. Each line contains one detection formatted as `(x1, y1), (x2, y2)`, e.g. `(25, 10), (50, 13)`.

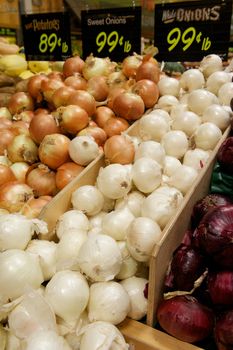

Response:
(5, 332), (21, 350)
(71, 185), (104, 216)
(157, 95), (179, 112)
(88, 281), (130, 324)
(26, 239), (57, 281)
(218, 82), (233, 106)
(171, 111), (201, 137)
(170, 103), (188, 120)
(102, 207), (135, 241)
(150, 108), (171, 123)
(141, 186), (183, 229)
(194, 122), (222, 150)
(102, 195), (115, 212)
(202, 104), (231, 131)
(0, 214), (47, 251)
(163, 156), (182, 177)
(55, 210), (89, 239)
(8, 289), (57, 340)
(79, 321), (129, 350)
(179, 69), (205, 92)
(161, 130), (189, 159)
(77, 234), (122, 282)
(58, 311), (89, 350)
(89, 211), (107, 228)
(115, 190), (145, 217)
(120, 276), (148, 320)
(96, 164), (132, 199)
(0, 249), (44, 300)
(69, 135), (100, 166)
(132, 157), (162, 194)
(45, 270), (89, 322)
(138, 112), (170, 142)
(56, 230), (87, 271)
(23, 330), (71, 350)
(116, 241), (138, 280)
(126, 217), (162, 262)
(134, 140), (165, 166)
(167, 165), (198, 194)
(199, 54), (223, 78)
(183, 148), (211, 171)
(187, 89), (219, 115)
(206, 71), (231, 95)
(158, 76), (180, 97)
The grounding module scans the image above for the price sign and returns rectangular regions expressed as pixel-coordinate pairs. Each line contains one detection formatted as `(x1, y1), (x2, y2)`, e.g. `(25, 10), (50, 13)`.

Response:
(81, 7), (141, 61)
(21, 12), (72, 61)
(154, 0), (232, 62)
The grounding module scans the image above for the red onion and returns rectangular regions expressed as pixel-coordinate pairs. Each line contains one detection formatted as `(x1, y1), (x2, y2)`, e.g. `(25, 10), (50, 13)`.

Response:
(191, 194), (233, 228)
(181, 229), (194, 246)
(208, 271), (233, 306)
(215, 310), (233, 350)
(157, 295), (214, 343)
(170, 244), (206, 291)
(193, 205), (233, 269)
(217, 137), (233, 174)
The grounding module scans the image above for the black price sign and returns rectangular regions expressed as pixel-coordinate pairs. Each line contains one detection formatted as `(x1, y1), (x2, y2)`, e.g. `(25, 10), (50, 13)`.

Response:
(154, 0), (232, 62)
(21, 12), (72, 61)
(81, 7), (141, 61)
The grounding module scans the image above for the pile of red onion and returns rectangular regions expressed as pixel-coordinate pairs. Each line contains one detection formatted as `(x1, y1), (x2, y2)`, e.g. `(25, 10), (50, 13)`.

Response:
(157, 193), (233, 349)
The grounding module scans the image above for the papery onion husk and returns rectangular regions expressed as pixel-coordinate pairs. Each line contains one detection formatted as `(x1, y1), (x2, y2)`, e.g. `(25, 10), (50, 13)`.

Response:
(170, 244), (206, 291)
(208, 270), (233, 306)
(215, 310), (233, 350)
(191, 194), (233, 229)
(193, 205), (233, 269)
(157, 295), (214, 343)
(217, 137), (233, 175)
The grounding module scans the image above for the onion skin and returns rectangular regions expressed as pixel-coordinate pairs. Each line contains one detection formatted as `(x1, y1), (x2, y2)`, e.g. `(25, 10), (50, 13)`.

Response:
(62, 55), (85, 77)
(67, 90), (96, 117)
(78, 126), (107, 147)
(157, 295), (214, 343)
(217, 137), (233, 175)
(136, 60), (160, 83)
(104, 134), (135, 165)
(8, 92), (34, 115)
(38, 133), (71, 170)
(103, 117), (129, 137)
(215, 310), (233, 350)
(21, 195), (52, 218)
(170, 244), (206, 291)
(208, 271), (233, 306)
(25, 163), (57, 197)
(55, 162), (84, 190)
(56, 105), (89, 135)
(94, 106), (115, 128)
(191, 194), (233, 229)
(29, 112), (61, 144)
(132, 79), (159, 108)
(0, 164), (16, 186)
(0, 181), (34, 213)
(27, 74), (48, 102)
(112, 92), (145, 121)
(193, 205), (233, 269)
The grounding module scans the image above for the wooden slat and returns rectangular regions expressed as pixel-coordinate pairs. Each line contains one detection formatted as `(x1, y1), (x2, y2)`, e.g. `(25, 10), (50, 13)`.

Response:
(119, 319), (203, 350)
(39, 153), (105, 239)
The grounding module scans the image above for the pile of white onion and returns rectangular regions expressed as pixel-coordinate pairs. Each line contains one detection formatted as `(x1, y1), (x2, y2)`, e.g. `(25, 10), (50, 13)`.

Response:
(0, 53), (233, 349)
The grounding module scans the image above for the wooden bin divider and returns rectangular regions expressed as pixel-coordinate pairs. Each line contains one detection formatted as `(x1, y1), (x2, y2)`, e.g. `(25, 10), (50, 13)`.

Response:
(146, 125), (231, 327)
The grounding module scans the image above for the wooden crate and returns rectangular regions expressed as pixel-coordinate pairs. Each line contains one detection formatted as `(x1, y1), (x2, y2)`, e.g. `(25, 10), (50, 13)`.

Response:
(39, 123), (231, 350)
(146, 125), (231, 327)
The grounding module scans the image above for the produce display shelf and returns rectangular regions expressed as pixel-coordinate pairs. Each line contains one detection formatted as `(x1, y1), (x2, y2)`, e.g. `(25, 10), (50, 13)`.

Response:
(39, 121), (231, 350)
